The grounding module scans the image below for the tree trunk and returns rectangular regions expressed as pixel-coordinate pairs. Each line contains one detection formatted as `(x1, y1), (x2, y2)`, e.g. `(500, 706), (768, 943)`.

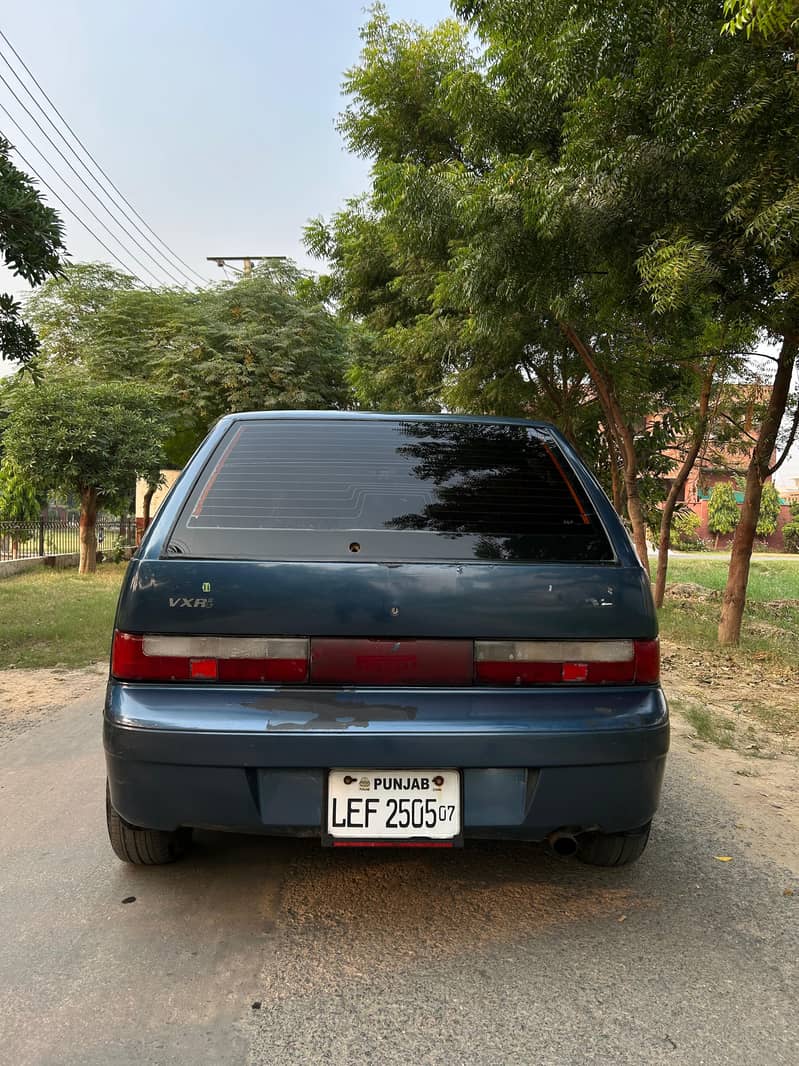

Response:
(653, 363), (716, 608)
(622, 466), (650, 570)
(79, 487), (99, 575)
(561, 323), (651, 574)
(718, 334), (798, 644)
(142, 485), (155, 530)
(607, 433), (623, 514)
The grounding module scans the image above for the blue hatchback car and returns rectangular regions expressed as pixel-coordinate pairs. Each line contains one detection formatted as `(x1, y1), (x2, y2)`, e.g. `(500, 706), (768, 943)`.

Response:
(105, 412), (668, 866)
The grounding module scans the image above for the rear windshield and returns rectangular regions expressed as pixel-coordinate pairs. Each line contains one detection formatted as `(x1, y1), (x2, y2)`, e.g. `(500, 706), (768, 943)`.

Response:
(166, 419), (613, 563)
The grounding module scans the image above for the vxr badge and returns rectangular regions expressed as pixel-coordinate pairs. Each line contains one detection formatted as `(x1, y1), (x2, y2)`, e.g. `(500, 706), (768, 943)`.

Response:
(168, 597), (214, 608)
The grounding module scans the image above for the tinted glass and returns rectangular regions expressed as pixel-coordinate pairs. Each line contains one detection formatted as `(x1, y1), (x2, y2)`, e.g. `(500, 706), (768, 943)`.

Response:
(167, 419), (613, 562)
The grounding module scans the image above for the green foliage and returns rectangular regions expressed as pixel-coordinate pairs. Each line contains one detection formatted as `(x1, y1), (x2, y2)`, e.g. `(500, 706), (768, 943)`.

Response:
(456, 0), (799, 329)
(670, 508), (705, 551)
(310, 0), (799, 601)
(782, 500), (799, 552)
(156, 263), (352, 443)
(708, 482), (740, 535)
(0, 460), (41, 523)
(309, 4), (779, 502)
(756, 481), (782, 537)
(722, 0), (799, 39)
(24, 261), (352, 465)
(0, 136), (65, 368)
(1, 373), (166, 510)
(106, 535), (129, 564)
(24, 263), (138, 368)
(339, 4), (480, 166)
(637, 239), (719, 315)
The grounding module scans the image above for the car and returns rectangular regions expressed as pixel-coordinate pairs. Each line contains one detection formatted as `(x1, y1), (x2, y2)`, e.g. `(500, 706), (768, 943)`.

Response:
(104, 411), (668, 866)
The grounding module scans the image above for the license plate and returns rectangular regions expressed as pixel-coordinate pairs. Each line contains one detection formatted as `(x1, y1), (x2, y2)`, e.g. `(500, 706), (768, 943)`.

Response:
(326, 770), (461, 843)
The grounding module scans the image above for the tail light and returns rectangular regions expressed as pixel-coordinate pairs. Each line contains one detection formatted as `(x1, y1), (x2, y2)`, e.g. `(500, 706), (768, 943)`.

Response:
(111, 632), (308, 683)
(310, 638), (473, 685)
(474, 639), (659, 685)
(112, 632), (659, 686)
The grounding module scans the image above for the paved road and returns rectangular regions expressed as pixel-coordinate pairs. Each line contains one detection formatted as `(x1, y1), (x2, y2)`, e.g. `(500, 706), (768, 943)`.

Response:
(0, 688), (796, 1065)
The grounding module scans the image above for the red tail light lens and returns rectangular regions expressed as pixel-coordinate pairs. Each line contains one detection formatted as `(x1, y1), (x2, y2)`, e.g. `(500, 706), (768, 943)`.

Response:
(111, 632), (309, 683)
(111, 633), (659, 687)
(474, 639), (659, 685)
(632, 638), (660, 684)
(189, 658), (218, 680)
(310, 639), (473, 685)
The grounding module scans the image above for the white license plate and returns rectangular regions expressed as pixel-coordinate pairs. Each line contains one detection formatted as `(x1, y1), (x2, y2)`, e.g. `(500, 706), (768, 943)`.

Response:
(327, 770), (461, 841)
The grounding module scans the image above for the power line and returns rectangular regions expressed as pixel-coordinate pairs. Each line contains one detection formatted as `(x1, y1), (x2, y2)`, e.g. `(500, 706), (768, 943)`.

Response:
(2, 134), (154, 289)
(0, 69), (187, 288)
(0, 45), (198, 289)
(0, 103), (168, 287)
(0, 28), (209, 287)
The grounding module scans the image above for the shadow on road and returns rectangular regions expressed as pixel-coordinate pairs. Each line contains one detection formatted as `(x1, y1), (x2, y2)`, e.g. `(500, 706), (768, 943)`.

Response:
(112, 829), (651, 960)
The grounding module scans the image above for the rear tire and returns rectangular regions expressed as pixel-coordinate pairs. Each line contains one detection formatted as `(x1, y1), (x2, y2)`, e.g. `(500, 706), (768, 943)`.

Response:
(577, 822), (651, 867)
(106, 782), (191, 865)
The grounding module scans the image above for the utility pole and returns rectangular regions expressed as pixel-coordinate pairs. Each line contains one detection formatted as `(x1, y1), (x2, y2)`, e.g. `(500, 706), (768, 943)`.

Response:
(207, 255), (287, 278)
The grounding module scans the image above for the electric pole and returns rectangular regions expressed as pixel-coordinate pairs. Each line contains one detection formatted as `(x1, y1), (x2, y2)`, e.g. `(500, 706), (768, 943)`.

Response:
(207, 255), (287, 278)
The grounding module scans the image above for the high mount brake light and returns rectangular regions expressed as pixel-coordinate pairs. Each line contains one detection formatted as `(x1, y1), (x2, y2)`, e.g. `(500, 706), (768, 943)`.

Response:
(474, 639), (659, 685)
(111, 632), (309, 683)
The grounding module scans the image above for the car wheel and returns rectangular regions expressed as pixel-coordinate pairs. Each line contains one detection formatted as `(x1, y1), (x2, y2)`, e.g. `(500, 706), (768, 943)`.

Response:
(106, 782), (191, 865)
(577, 821), (651, 867)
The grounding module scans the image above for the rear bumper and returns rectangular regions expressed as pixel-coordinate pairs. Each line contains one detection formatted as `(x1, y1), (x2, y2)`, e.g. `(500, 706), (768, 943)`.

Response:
(104, 682), (669, 840)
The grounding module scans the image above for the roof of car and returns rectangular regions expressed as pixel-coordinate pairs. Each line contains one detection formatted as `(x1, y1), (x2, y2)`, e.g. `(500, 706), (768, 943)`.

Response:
(219, 410), (556, 430)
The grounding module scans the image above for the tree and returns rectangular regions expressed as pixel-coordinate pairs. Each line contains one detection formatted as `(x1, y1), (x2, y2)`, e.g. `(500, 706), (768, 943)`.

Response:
(0, 136), (65, 368)
(668, 508), (702, 551)
(782, 501), (799, 552)
(447, 0), (799, 641)
(0, 460), (40, 522)
(157, 263), (352, 441)
(0, 460), (41, 558)
(708, 483), (740, 547)
(310, 5), (753, 581)
(756, 481), (782, 538)
(23, 262), (138, 367)
(24, 260), (352, 465)
(1, 375), (166, 573)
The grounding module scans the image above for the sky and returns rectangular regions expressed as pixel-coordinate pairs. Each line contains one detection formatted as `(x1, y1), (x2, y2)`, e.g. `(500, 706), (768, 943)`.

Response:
(0, 0), (452, 290)
(0, 0), (797, 486)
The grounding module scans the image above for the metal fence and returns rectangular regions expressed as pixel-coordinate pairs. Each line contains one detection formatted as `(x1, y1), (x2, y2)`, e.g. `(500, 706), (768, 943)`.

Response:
(0, 518), (137, 561)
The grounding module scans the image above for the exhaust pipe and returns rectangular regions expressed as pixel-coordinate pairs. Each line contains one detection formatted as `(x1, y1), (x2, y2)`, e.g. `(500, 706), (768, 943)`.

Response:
(547, 829), (579, 857)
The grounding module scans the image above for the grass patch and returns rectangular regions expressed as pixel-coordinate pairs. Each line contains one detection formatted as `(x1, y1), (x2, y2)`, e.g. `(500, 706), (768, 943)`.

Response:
(731, 698), (799, 739)
(659, 557), (799, 672)
(663, 557), (799, 601)
(673, 698), (736, 749)
(659, 601), (799, 671)
(0, 563), (127, 669)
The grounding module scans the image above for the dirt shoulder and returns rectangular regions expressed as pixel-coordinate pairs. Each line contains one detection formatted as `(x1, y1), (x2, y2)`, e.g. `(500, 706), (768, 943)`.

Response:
(662, 637), (799, 874)
(662, 635), (799, 757)
(0, 664), (107, 745)
(668, 714), (799, 875)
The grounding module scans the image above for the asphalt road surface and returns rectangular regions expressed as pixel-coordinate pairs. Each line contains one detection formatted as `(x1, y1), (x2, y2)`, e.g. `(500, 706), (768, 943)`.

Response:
(0, 685), (796, 1066)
